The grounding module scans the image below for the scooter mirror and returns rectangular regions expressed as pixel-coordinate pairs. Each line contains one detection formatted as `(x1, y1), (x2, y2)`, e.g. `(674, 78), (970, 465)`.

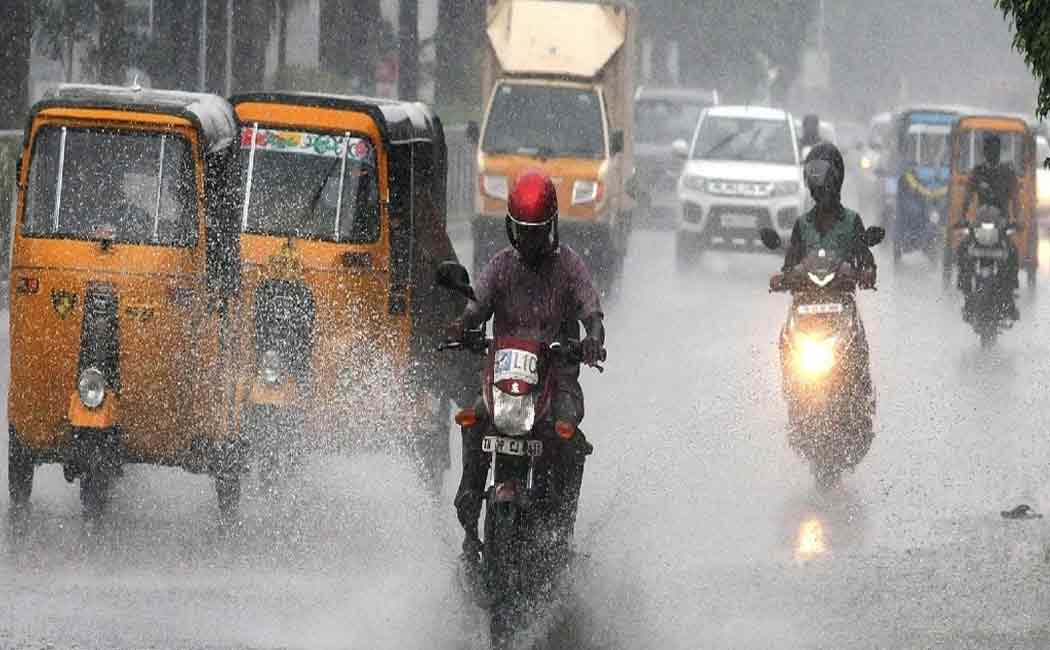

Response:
(863, 226), (886, 247)
(671, 139), (690, 160)
(759, 227), (782, 250)
(435, 261), (476, 300)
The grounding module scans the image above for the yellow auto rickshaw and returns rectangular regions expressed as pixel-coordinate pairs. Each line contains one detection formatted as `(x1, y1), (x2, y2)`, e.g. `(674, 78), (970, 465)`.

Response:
(7, 84), (246, 520)
(945, 114), (1037, 288)
(228, 92), (466, 489)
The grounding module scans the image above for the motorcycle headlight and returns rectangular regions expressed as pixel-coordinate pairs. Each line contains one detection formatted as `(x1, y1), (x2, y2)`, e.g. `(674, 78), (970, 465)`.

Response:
(571, 179), (603, 205)
(481, 174), (509, 201)
(860, 156), (873, 170)
(77, 367), (106, 409)
(773, 181), (801, 197)
(258, 349), (284, 385)
(975, 223), (1000, 247)
(929, 209), (942, 224)
(793, 335), (837, 380)
(681, 174), (708, 193)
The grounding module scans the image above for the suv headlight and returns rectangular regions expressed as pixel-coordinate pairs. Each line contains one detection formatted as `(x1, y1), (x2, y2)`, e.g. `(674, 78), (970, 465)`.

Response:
(571, 179), (603, 205)
(77, 367), (106, 409)
(681, 174), (708, 192)
(481, 174), (509, 201)
(258, 349), (284, 385)
(773, 181), (801, 197)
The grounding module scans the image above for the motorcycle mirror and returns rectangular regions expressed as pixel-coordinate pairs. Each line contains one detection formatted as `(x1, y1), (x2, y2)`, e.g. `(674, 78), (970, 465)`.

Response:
(1004, 224), (1018, 236)
(759, 227), (782, 250)
(863, 226), (886, 247)
(435, 261), (476, 300)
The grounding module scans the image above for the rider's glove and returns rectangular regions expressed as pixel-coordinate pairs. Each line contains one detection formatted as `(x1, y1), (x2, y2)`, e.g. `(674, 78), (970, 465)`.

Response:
(581, 336), (604, 366)
(769, 273), (785, 291)
(859, 268), (877, 289)
(445, 318), (467, 343)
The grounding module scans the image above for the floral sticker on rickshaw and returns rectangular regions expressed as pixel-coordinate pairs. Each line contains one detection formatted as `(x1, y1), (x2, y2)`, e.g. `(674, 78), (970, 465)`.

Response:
(240, 127), (373, 162)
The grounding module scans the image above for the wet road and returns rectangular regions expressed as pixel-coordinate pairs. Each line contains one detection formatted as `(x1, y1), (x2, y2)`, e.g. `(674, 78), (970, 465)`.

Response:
(4, 196), (1050, 647)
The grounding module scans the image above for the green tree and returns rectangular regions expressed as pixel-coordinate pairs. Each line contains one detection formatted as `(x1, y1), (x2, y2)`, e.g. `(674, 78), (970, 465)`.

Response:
(0, 0), (32, 128)
(995, 0), (1050, 118)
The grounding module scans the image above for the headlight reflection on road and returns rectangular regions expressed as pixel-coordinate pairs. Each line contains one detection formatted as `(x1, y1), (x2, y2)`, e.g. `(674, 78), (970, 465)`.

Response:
(794, 516), (828, 560)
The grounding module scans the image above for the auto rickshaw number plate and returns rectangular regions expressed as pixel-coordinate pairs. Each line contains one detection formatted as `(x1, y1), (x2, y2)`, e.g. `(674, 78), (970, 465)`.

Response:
(482, 435), (543, 457)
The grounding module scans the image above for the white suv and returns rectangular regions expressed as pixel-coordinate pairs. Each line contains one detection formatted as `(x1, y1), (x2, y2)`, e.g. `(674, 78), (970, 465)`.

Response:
(674, 106), (807, 263)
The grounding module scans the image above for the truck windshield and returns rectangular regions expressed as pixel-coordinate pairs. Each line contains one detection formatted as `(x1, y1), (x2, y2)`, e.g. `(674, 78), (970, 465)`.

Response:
(635, 99), (706, 145)
(23, 126), (197, 246)
(692, 116), (796, 165)
(237, 126), (380, 243)
(483, 84), (605, 159)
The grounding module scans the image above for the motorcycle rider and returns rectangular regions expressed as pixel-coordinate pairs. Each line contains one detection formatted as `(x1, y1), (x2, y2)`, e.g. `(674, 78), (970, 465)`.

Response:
(956, 133), (1020, 319)
(448, 169), (606, 562)
(770, 143), (876, 433)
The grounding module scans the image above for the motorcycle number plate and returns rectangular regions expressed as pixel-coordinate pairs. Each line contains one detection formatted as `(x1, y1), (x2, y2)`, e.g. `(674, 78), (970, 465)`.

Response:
(482, 436), (542, 457)
(970, 247), (1006, 260)
(797, 303), (844, 315)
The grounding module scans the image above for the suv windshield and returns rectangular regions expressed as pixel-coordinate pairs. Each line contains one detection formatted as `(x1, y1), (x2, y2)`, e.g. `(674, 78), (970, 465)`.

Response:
(635, 99), (706, 145)
(692, 116), (796, 165)
(237, 126), (380, 242)
(24, 126), (197, 246)
(483, 84), (605, 159)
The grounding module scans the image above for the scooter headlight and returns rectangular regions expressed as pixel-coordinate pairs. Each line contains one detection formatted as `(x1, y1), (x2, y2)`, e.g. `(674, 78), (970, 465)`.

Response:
(794, 334), (837, 380)
(258, 349), (284, 385)
(77, 367), (106, 409)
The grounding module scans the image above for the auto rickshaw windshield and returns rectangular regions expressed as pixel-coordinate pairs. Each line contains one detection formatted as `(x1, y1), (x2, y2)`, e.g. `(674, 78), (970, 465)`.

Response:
(956, 129), (1027, 173)
(237, 126), (380, 243)
(904, 124), (950, 168)
(23, 126), (198, 246)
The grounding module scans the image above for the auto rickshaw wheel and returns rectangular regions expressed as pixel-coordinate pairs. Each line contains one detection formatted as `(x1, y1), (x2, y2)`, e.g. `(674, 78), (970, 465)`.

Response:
(215, 474), (241, 522)
(79, 469), (112, 519)
(941, 243), (954, 291)
(7, 427), (34, 511)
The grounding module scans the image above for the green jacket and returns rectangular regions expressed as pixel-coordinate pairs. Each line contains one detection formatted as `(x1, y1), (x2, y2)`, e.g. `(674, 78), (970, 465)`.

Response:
(782, 206), (875, 271)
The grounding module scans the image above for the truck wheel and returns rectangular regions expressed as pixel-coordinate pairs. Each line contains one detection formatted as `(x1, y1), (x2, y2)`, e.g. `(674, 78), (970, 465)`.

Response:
(216, 474), (241, 523)
(8, 427), (33, 512)
(80, 469), (112, 520)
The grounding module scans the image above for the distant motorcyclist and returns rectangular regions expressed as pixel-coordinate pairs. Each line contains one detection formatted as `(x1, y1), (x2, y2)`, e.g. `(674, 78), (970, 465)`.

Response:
(448, 169), (606, 561)
(799, 114), (822, 152)
(771, 142), (876, 421)
(957, 133), (1020, 296)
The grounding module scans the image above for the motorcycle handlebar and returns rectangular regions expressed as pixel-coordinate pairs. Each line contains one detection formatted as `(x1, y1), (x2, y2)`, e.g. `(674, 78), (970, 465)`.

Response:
(438, 335), (607, 370)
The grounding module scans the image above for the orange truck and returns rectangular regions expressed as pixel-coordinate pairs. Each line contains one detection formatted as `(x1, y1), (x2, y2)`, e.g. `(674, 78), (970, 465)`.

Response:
(470, 0), (637, 284)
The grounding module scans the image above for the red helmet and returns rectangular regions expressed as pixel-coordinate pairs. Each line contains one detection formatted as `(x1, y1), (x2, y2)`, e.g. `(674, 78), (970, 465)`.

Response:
(506, 170), (558, 262)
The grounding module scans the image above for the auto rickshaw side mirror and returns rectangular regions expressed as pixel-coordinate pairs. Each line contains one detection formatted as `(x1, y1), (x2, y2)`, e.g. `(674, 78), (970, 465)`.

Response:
(864, 226), (886, 247)
(671, 139), (689, 160)
(759, 227), (782, 250)
(610, 130), (625, 155)
(465, 121), (479, 145)
(436, 260), (476, 300)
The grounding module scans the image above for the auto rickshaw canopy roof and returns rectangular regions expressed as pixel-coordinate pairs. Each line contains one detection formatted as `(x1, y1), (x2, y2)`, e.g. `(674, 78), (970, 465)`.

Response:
(31, 83), (237, 154)
(229, 92), (443, 146)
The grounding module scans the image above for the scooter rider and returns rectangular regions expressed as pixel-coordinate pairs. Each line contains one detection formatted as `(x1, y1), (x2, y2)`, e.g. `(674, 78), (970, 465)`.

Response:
(448, 169), (606, 561)
(770, 142), (876, 427)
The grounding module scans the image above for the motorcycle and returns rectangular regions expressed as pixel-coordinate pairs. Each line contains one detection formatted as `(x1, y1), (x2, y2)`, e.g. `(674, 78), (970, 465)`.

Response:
(435, 261), (604, 648)
(955, 206), (1019, 347)
(760, 226), (884, 488)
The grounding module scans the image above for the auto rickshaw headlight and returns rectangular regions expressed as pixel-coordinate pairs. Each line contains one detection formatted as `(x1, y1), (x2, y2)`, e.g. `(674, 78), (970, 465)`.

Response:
(77, 367), (106, 409)
(259, 349), (284, 385)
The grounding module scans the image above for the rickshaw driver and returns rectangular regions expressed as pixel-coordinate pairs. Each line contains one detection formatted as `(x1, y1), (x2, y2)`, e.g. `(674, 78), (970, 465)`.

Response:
(447, 170), (607, 563)
(957, 133), (1021, 301)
